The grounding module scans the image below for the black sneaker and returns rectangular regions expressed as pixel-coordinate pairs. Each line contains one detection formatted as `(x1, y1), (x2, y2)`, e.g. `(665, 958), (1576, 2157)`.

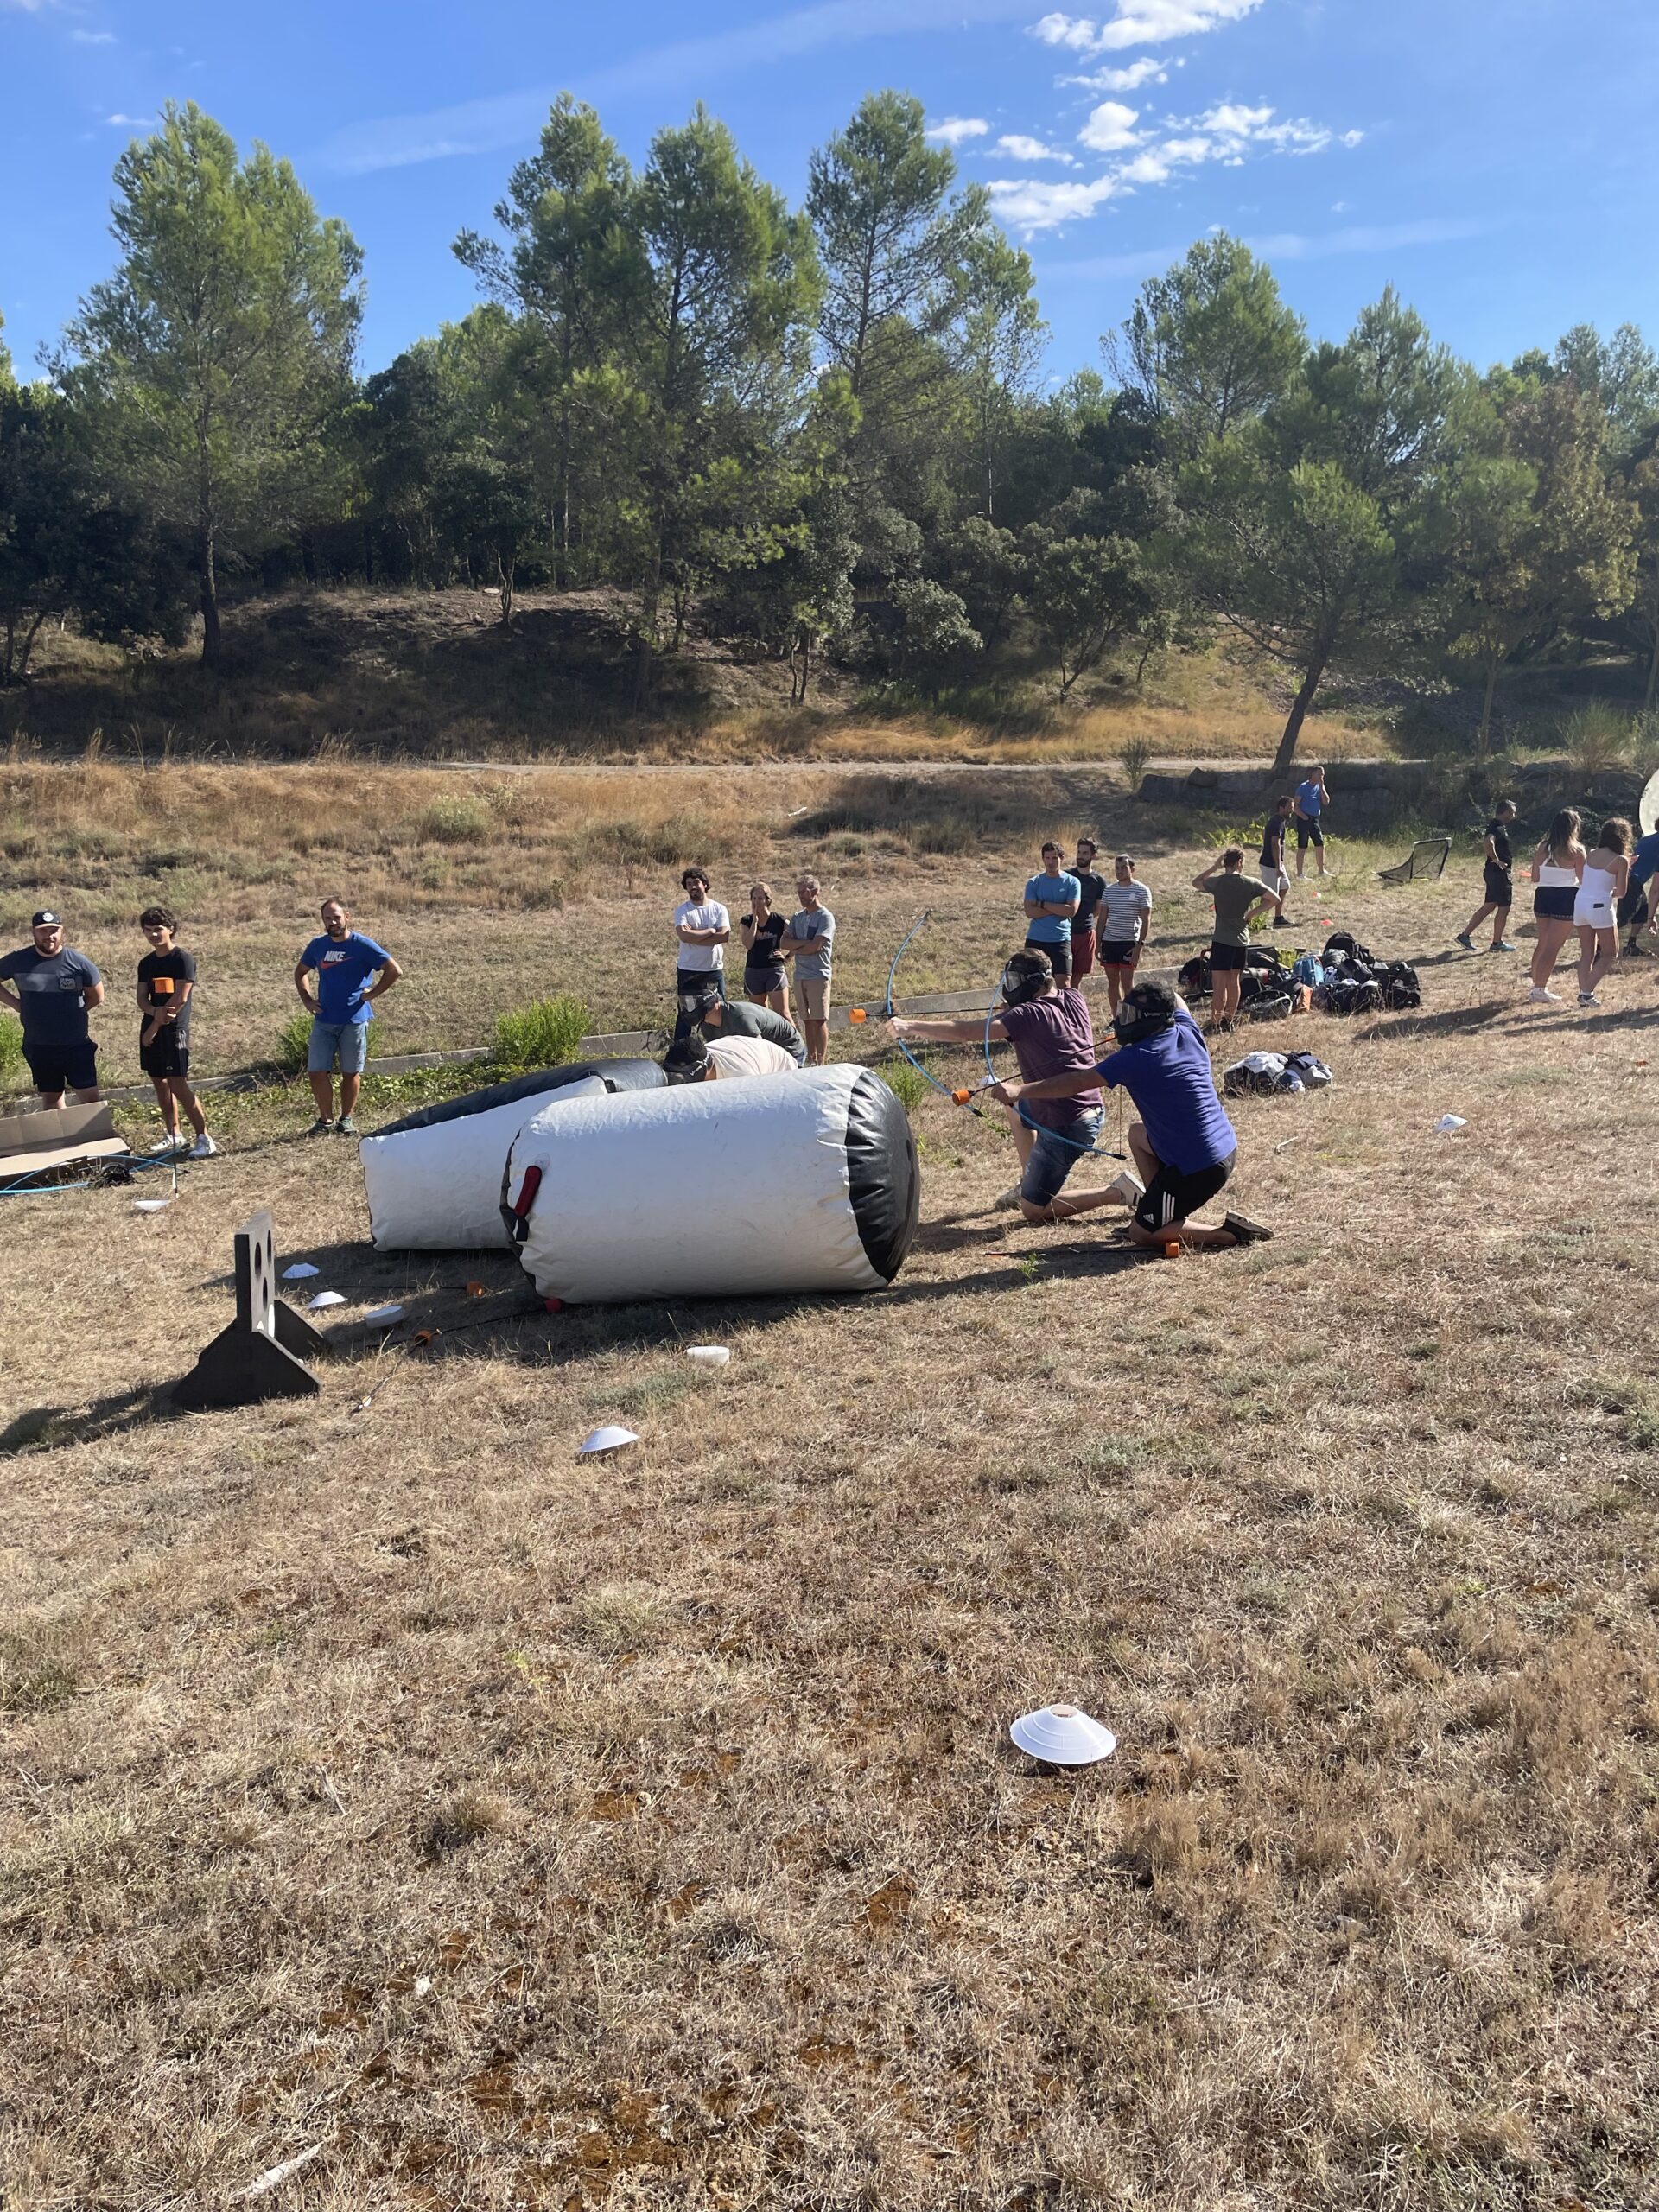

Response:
(305, 1117), (333, 1137)
(1272, 916), (1294, 928)
(1454, 933), (1476, 951)
(1223, 1210), (1274, 1245)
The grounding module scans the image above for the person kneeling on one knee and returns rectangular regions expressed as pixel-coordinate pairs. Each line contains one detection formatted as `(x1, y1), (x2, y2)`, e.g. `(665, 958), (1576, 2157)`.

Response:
(685, 979), (807, 1065)
(988, 981), (1272, 1251)
(890, 948), (1140, 1226)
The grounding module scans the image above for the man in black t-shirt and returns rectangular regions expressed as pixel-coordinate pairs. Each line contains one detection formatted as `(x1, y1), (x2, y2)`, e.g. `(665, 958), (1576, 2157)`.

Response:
(1070, 839), (1106, 988)
(1454, 800), (1518, 953)
(137, 906), (217, 1158)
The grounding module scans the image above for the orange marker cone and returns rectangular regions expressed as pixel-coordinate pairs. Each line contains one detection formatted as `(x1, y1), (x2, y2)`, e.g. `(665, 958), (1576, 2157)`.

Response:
(1163, 1241), (1182, 1259)
(849, 1007), (868, 1023)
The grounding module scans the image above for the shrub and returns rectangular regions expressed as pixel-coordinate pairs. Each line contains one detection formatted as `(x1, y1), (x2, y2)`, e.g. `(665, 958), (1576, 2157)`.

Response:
(0, 1017), (23, 1091)
(493, 993), (590, 1071)
(1120, 734), (1154, 791)
(417, 795), (491, 844)
(1562, 702), (1633, 781)
(882, 1060), (931, 1115)
(276, 1011), (313, 1076)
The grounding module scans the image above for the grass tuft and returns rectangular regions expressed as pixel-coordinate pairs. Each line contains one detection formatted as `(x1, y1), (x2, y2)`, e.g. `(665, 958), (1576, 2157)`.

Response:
(492, 993), (590, 1071)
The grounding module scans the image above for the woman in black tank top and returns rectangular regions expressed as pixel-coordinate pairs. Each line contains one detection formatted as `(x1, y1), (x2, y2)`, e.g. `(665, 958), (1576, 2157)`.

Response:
(739, 882), (790, 1015)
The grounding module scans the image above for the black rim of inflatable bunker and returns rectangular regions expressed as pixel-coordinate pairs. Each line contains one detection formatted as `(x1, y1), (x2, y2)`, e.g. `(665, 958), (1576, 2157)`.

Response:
(372, 1058), (664, 1140)
(845, 1068), (920, 1282)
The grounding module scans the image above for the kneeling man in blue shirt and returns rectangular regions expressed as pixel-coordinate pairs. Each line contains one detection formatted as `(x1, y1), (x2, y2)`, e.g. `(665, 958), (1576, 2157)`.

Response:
(989, 981), (1272, 1252)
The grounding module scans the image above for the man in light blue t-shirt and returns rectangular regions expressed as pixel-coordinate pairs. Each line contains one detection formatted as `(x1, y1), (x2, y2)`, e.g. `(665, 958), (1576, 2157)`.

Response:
(779, 874), (835, 1065)
(1293, 765), (1328, 880)
(1023, 842), (1082, 981)
(293, 898), (403, 1135)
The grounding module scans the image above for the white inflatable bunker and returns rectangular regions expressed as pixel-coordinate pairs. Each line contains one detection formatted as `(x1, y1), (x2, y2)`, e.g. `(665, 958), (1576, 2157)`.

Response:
(361, 1059), (664, 1250)
(505, 1063), (919, 1304)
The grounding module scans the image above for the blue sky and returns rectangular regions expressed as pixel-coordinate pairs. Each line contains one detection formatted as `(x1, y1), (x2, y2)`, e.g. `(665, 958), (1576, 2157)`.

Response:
(4, 0), (1657, 385)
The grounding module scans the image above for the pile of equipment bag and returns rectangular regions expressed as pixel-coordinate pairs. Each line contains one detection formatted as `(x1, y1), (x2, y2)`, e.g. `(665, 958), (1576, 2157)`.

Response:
(1179, 935), (1421, 1020)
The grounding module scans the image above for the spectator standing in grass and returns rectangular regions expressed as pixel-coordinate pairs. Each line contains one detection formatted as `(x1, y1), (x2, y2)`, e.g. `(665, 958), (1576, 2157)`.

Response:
(1259, 797), (1295, 927)
(1618, 825), (1659, 957)
(1526, 810), (1584, 1005)
(1573, 817), (1631, 1007)
(0, 910), (104, 1106)
(1069, 839), (1106, 990)
(738, 881), (790, 1016)
(293, 899), (402, 1135)
(683, 978), (806, 1065)
(137, 906), (215, 1158)
(779, 874), (835, 1065)
(1455, 800), (1518, 952)
(1094, 855), (1153, 1014)
(1022, 842), (1081, 982)
(890, 949), (1141, 1226)
(1293, 765), (1329, 879)
(989, 981), (1271, 1252)
(671, 866), (729, 1039)
(1194, 848), (1272, 1033)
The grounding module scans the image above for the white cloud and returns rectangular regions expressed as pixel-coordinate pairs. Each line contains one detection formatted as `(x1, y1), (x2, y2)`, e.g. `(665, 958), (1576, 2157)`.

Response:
(105, 111), (156, 126)
(1030, 2), (1263, 54)
(1244, 217), (1487, 261)
(1065, 56), (1168, 90)
(1077, 99), (1141, 151)
(926, 115), (991, 144)
(997, 133), (1076, 163)
(988, 173), (1122, 229)
(990, 95), (1363, 233)
(73, 28), (118, 41)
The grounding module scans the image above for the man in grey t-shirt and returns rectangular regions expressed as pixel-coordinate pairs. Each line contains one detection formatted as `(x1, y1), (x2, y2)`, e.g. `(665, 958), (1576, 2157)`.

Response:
(780, 874), (835, 1065)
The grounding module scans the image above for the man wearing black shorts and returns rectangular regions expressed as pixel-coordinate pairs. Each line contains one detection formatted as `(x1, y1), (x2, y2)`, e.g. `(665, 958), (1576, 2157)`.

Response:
(137, 906), (216, 1157)
(988, 982), (1270, 1252)
(1455, 799), (1518, 953)
(1194, 847), (1272, 1032)
(0, 910), (105, 1105)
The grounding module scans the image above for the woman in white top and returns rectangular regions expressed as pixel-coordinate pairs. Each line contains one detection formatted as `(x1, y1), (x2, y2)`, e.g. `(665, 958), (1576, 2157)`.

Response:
(1527, 810), (1584, 1004)
(1573, 817), (1631, 1007)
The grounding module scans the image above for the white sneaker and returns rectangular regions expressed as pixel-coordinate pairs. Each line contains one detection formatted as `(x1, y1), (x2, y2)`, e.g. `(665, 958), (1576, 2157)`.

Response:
(148, 1133), (187, 1154)
(188, 1135), (219, 1159)
(1525, 985), (1560, 1003)
(1107, 1168), (1145, 1206)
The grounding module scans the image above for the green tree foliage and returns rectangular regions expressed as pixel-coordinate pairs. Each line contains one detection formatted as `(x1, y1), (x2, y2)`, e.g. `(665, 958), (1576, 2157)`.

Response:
(0, 385), (188, 682)
(1110, 233), (1306, 456)
(1026, 534), (1157, 697)
(1445, 375), (1637, 747)
(454, 96), (645, 588)
(59, 102), (362, 664)
(1180, 290), (1466, 773)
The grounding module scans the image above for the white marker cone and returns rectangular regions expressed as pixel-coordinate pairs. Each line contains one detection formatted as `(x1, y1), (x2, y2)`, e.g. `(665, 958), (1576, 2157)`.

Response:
(579, 1426), (640, 1456)
(1009, 1703), (1117, 1766)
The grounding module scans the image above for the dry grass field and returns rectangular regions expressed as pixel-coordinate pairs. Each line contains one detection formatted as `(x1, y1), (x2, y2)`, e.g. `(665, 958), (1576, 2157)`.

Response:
(3, 781), (1658, 2211)
(3, 758), (1376, 1084)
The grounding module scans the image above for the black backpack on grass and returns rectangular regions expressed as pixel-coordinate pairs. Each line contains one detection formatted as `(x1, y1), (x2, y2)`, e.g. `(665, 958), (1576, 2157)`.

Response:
(1323, 931), (1376, 969)
(1178, 952), (1211, 1000)
(1378, 960), (1421, 1010)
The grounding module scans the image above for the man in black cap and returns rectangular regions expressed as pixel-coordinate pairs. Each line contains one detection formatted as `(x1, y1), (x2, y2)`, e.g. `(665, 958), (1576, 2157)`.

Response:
(683, 978), (807, 1065)
(0, 911), (105, 1105)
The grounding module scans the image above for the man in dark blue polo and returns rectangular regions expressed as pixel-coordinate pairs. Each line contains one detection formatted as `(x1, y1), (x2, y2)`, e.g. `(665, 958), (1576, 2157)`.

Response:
(0, 910), (105, 1105)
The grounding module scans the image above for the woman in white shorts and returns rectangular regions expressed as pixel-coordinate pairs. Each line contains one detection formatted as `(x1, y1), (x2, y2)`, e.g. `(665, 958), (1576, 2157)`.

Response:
(1527, 810), (1584, 1005)
(1573, 817), (1631, 1007)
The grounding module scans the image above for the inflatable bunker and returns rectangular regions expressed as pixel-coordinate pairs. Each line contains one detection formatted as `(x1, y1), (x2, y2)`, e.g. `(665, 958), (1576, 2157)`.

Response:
(361, 1058), (664, 1250)
(505, 1064), (919, 1305)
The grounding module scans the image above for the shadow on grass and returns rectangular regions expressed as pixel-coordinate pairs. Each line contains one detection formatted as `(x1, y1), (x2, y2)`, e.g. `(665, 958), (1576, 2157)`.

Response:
(1357, 1001), (1514, 1044)
(0, 1386), (173, 1457)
